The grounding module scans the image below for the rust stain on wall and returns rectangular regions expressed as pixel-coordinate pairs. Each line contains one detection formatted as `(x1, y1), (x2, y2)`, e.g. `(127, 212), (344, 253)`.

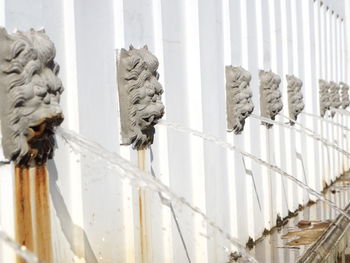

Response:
(34, 166), (52, 263)
(15, 166), (34, 263)
(15, 166), (52, 263)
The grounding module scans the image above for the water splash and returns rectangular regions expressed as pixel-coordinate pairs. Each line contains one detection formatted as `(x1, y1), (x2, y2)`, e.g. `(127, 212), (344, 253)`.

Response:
(301, 111), (350, 132)
(0, 227), (44, 263)
(56, 127), (258, 263)
(249, 114), (350, 159)
(334, 108), (350, 117)
(157, 120), (350, 221)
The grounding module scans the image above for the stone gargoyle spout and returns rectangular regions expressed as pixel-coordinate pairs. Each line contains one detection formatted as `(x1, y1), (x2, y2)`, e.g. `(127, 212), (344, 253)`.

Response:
(225, 66), (254, 134)
(117, 45), (165, 150)
(0, 28), (64, 166)
(286, 75), (305, 124)
(259, 70), (283, 128)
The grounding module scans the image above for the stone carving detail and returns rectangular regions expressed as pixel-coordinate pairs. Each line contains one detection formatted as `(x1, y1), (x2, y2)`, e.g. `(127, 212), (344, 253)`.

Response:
(259, 70), (283, 128)
(329, 81), (341, 117)
(0, 28), (64, 165)
(286, 75), (305, 124)
(340, 82), (350, 109)
(117, 45), (164, 150)
(319, 79), (331, 117)
(225, 66), (254, 134)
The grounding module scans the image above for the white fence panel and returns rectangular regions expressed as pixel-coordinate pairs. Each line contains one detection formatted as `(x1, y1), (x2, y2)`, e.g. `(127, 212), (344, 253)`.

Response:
(0, 0), (349, 262)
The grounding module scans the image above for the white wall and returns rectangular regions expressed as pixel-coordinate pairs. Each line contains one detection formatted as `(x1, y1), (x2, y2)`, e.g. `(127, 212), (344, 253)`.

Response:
(0, 0), (349, 262)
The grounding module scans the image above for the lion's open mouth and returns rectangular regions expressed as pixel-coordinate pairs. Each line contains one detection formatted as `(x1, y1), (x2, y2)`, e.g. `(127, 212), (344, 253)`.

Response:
(142, 115), (156, 125)
(141, 109), (164, 126)
(28, 114), (63, 142)
(21, 113), (64, 165)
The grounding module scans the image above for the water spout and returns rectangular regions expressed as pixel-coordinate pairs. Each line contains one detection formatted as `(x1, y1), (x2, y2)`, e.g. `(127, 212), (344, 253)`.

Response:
(249, 114), (350, 159)
(157, 120), (350, 221)
(56, 127), (258, 263)
(0, 227), (44, 263)
(301, 111), (350, 132)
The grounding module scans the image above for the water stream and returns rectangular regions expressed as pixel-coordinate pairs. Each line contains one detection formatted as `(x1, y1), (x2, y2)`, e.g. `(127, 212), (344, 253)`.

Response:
(56, 119), (350, 263)
(0, 227), (43, 263)
(249, 114), (350, 159)
(56, 127), (258, 263)
(301, 111), (350, 132)
(332, 108), (350, 117)
(157, 120), (350, 221)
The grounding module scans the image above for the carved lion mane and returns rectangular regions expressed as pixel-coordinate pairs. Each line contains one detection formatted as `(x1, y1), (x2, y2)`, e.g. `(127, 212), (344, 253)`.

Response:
(286, 75), (304, 124)
(329, 81), (341, 118)
(118, 45), (164, 150)
(319, 79), (330, 117)
(225, 66), (254, 134)
(0, 28), (63, 165)
(259, 70), (283, 128)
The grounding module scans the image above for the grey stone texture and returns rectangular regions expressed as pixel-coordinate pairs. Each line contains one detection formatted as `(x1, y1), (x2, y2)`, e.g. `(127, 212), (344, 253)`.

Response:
(225, 66), (254, 134)
(0, 28), (63, 165)
(340, 82), (350, 109)
(319, 79), (331, 117)
(329, 81), (341, 117)
(286, 75), (305, 124)
(117, 45), (164, 150)
(259, 70), (283, 128)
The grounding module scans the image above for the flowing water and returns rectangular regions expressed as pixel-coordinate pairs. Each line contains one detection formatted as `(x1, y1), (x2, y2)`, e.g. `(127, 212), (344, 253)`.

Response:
(0, 228), (43, 263)
(249, 114), (350, 159)
(331, 108), (350, 117)
(157, 120), (350, 221)
(56, 127), (258, 263)
(0, 113), (347, 263)
(301, 111), (350, 132)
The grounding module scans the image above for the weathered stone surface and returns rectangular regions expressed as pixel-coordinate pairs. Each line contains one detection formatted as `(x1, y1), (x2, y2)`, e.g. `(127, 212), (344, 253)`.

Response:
(117, 45), (164, 150)
(0, 28), (63, 165)
(286, 75), (305, 124)
(259, 70), (283, 128)
(329, 81), (341, 117)
(225, 66), (254, 134)
(340, 82), (350, 109)
(319, 79), (331, 117)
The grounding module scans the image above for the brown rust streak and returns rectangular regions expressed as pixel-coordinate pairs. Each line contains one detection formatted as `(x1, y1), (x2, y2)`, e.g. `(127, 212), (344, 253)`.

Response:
(15, 166), (34, 263)
(34, 166), (52, 263)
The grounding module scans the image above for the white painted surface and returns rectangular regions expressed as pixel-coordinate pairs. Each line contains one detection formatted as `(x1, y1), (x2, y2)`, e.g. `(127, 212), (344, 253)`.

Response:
(0, 0), (349, 262)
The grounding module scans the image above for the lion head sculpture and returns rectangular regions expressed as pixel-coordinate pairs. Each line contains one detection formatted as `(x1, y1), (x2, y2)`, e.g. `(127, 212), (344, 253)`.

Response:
(0, 28), (63, 165)
(225, 66), (254, 134)
(319, 79), (331, 117)
(259, 70), (283, 128)
(117, 45), (164, 150)
(286, 75), (305, 124)
(340, 82), (350, 109)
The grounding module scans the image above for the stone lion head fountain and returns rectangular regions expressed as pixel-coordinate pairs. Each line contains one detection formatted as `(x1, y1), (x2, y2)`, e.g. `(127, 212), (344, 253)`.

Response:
(225, 66), (254, 134)
(0, 28), (63, 165)
(259, 70), (283, 128)
(117, 45), (165, 150)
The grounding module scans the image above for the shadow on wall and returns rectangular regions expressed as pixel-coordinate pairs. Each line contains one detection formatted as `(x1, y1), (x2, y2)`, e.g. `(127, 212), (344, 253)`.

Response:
(48, 160), (98, 263)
